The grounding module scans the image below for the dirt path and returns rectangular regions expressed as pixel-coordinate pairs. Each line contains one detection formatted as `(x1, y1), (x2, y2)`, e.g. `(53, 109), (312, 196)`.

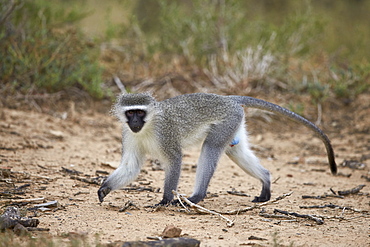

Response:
(0, 98), (369, 246)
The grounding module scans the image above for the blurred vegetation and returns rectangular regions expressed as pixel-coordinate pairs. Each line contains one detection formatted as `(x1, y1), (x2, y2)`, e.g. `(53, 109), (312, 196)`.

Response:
(0, 0), (369, 107)
(109, 0), (369, 100)
(0, 0), (105, 100)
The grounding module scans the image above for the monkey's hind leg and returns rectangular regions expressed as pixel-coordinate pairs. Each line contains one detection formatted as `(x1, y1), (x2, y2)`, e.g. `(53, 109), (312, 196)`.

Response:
(188, 119), (243, 204)
(188, 143), (225, 204)
(225, 127), (271, 202)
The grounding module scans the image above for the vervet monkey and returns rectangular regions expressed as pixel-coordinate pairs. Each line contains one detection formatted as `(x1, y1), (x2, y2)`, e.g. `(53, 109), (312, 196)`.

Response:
(98, 92), (337, 205)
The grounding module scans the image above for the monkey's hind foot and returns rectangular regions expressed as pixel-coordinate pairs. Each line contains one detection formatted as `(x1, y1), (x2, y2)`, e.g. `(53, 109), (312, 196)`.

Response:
(252, 182), (271, 202)
(251, 190), (271, 203)
(252, 196), (270, 203)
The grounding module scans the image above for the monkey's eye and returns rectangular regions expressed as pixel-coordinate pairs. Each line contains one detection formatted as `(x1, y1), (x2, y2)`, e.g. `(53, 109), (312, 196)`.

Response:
(136, 110), (146, 117)
(126, 110), (134, 117)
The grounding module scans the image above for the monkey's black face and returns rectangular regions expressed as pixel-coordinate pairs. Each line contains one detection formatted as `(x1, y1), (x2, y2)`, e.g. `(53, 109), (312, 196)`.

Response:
(125, 110), (146, 133)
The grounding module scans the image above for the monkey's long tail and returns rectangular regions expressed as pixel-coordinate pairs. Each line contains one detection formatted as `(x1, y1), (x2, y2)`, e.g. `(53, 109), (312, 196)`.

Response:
(229, 96), (337, 175)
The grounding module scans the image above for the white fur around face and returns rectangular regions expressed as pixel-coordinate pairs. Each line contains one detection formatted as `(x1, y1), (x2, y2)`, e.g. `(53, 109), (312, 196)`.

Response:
(114, 105), (149, 123)
(123, 123), (162, 159)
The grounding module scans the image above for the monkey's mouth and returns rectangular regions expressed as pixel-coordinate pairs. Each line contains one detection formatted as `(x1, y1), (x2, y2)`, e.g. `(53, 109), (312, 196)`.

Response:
(130, 126), (143, 133)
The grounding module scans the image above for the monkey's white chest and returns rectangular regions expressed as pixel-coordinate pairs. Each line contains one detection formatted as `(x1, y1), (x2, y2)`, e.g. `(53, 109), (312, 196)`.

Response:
(124, 127), (163, 160)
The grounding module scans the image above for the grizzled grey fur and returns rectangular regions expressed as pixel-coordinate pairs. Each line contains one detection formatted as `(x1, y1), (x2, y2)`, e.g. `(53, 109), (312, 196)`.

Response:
(98, 93), (337, 205)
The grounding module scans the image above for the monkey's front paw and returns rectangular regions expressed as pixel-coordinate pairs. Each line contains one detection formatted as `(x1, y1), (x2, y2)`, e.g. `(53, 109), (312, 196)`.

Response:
(153, 198), (172, 207)
(172, 196), (201, 206)
(185, 195), (204, 204)
(169, 199), (183, 206)
(98, 186), (112, 203)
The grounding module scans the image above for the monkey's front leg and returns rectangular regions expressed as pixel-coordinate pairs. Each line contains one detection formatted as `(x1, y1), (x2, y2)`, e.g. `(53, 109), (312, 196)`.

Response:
(156, 160), (182, 206)
(98, 153), (144, 202)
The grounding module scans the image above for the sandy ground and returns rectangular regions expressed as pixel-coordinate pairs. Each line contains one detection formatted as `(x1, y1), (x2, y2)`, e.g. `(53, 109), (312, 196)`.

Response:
(0, 96), (369, 247)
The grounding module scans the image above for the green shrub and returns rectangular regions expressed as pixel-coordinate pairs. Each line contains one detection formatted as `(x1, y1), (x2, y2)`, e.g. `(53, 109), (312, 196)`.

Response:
(329, 64), (370, 99)
(0, 0), (105, 99)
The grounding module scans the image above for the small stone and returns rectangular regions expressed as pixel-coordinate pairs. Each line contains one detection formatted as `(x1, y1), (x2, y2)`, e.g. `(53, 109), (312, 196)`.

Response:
(161, 224), (182, 238)
(48, 130), (64, 140)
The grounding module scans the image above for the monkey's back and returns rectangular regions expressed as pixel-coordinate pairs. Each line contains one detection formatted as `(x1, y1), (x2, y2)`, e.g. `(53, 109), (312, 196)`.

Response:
(157, 93), (244, 146)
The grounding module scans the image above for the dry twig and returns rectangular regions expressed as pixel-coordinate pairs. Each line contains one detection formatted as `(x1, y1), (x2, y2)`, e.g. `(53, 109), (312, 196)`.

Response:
(172, 190), (234, 227)
(6, 197), (45, 203)
(302, 194), (344, 200)
(274, 209), (324, 225)
(69, 175), (104, 185)
(221, 191), (293, 215)
(299, 203), (368, 214)
(337, 185), (366, 196)
(259, 210), (293, 220)
(226, 189), (250, 197)
(113, 76), (127, 93)
(118, 201), (139, 212)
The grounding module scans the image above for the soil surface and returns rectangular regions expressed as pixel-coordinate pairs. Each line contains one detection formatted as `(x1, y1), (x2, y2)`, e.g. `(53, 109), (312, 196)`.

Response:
(0, 95), (369, 247)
